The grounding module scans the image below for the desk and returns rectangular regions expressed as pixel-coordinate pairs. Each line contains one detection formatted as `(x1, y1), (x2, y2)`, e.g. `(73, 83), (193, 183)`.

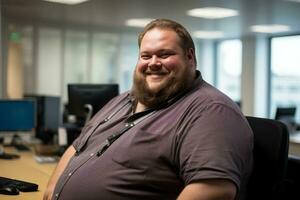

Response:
(0, 147), (57, 200)
(289, 131), (300, 156)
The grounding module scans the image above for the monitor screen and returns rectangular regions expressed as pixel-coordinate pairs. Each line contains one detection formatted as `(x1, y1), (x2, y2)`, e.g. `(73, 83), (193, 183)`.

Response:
(24, 95), (61, 144)
(0, 100), (36, 131)
(275, 106), (296, 124)
(68, 84), (119, 125)
(24, 95), (61, 130)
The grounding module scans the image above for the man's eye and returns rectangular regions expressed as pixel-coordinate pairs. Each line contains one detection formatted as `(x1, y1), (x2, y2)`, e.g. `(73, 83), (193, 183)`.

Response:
(160, 54), (169, 58)
(160, 53), (172, 59)
(141, 55), (151, 60)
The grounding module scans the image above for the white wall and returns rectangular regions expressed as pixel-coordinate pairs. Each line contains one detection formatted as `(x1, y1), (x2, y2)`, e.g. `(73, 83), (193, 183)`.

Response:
(241, 36), (256, 116)
(254, 36), (269, 118)
(240, 36), (269, 117)
(0, 5), (3, 99)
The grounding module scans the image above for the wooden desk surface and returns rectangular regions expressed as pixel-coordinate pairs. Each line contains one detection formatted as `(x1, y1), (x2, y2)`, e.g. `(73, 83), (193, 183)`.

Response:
(0, 147), (57, 200)
(289, 131), (300, 156)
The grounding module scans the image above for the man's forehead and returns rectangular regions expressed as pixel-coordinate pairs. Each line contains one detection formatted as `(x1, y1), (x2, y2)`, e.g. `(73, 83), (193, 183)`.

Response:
(143, 28), (178, 39)
(140, 48), (175, 54)
(140, 28), (181, 47)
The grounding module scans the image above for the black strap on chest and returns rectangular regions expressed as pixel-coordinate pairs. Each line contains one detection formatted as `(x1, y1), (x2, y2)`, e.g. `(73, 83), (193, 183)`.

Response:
(95, 89), (191, 157)
(96, 109), (156, 156)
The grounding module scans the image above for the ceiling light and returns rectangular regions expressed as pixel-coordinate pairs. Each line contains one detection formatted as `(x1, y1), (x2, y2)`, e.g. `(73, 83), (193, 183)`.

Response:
(193, 31), (224, 39)
(125, 18), (154, 28)
(43, 0), (89, 5)
(187, 7), (239, 19)
(285, 0), (300, 3)
(250, 24), (291, 33)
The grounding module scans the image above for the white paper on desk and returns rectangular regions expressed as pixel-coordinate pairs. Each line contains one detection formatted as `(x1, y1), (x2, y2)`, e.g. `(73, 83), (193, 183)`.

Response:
(58, 127), (67, 146)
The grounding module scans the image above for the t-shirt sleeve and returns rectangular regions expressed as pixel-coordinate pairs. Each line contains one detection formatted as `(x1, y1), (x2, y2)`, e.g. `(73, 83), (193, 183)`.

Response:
(178, 102), (253, 190)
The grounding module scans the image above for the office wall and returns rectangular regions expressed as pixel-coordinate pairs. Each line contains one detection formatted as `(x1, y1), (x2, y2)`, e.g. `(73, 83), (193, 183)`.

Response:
(0, 4), (3, 99)
(0, 21), (264, 117)
(6, 40), (23, 98)
(240, 36), (269, 118)
(0, 19), (272, 118)
(254, 36), (269, 118)
(241, 36), (256, 116)
(3, 23), (140, 103)
(0, 9), (8, 100)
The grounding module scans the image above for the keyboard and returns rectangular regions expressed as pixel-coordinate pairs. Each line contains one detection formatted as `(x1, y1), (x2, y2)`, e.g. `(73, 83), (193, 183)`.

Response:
(14, 144), (31, 151)
(0, 176), (38, 192)
(34, 155), (59, 163)
(0, 152), (20, 159)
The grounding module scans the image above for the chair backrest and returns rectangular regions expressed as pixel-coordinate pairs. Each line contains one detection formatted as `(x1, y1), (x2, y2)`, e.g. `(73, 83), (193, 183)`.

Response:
(245, 116), (289, 200)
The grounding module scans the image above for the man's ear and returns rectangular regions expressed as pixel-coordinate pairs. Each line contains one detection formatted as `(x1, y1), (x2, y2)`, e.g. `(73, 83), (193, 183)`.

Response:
(186, 48), (196, 67)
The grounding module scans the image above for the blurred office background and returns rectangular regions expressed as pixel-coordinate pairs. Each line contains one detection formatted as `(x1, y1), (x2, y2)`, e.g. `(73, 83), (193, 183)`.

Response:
(1, 0), (300, 123)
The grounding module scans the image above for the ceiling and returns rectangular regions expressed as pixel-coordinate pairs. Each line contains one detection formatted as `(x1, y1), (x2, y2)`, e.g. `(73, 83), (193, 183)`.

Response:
(2, 0), (300, 39)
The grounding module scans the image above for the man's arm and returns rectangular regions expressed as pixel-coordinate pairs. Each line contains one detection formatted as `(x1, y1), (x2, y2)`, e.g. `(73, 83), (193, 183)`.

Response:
(43, 145), (76, 200)
(177, 179), (236, 200)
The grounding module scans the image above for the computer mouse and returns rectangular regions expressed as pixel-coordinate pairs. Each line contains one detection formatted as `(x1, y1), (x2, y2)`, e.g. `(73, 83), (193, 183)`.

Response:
(0, 186), (19, 195)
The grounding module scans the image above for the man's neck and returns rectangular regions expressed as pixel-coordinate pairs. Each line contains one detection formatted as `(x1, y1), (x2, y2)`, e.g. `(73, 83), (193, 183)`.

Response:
(135, 102), (147, 113)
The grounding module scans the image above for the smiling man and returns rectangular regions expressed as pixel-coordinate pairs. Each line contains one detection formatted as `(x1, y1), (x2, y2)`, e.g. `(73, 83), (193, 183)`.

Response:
(44, 19), (253, 200)
(133, 26), (196, 112)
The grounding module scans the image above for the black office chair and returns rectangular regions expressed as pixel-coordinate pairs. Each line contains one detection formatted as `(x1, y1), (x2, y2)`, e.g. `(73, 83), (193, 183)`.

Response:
(245, 116), (289, 200)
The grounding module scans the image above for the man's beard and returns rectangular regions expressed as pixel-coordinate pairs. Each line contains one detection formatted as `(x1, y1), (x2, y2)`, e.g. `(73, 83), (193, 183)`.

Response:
(132, 67), (194, 108)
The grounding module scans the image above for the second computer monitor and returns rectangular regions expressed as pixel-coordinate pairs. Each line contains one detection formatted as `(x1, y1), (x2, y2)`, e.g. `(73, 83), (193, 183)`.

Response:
(0, 100), (36, 132)
(0, 100), (36, 146)
(275, 106), (297, 131)
(24, 95), (61, 144)
(67, 84), (119, 125)
(275, 107), (296, 121)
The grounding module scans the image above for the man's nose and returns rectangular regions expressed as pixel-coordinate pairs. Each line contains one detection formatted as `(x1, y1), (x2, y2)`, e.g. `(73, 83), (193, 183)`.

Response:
(148, 56), (162, 70)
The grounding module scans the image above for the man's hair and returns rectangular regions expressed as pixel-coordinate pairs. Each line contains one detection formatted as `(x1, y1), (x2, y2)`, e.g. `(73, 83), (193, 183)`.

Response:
(138, 19), (197, 64)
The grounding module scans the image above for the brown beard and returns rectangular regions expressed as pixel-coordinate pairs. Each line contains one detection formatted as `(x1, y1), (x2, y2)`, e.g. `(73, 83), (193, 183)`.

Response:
(132, 67), (194, 108)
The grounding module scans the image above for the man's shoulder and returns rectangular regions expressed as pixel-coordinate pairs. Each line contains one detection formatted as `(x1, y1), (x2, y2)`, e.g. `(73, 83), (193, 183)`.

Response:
(186, 81), (241, 113)
(188, 81), (231, 103)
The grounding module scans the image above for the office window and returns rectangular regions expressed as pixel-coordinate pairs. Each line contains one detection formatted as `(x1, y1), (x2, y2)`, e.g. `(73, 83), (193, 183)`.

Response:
(22, 26), (34, 94)
(91, 33), (120, 84)
(270, 35), (300, 122)
(118, 34), (139, 92)
(216, 39), (242, 101)
(63, 30), (89, 100)
(64, 30), (89, 84)
(11, 24), (140, 102)
(37, 28), (62, 96)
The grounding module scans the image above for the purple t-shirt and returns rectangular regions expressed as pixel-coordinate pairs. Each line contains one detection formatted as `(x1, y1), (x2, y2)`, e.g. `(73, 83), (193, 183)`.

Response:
(52, 75), (253, 200)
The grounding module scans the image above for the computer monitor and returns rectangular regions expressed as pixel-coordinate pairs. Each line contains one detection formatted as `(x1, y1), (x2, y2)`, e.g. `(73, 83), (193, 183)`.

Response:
(275, 107), (297, 131)
(24, 95), (61, 144)
(275, 107), (296, 121)
(67, 84), (119, 126)
(0, 100), (36, 145)
(235, 101), (242, 108)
